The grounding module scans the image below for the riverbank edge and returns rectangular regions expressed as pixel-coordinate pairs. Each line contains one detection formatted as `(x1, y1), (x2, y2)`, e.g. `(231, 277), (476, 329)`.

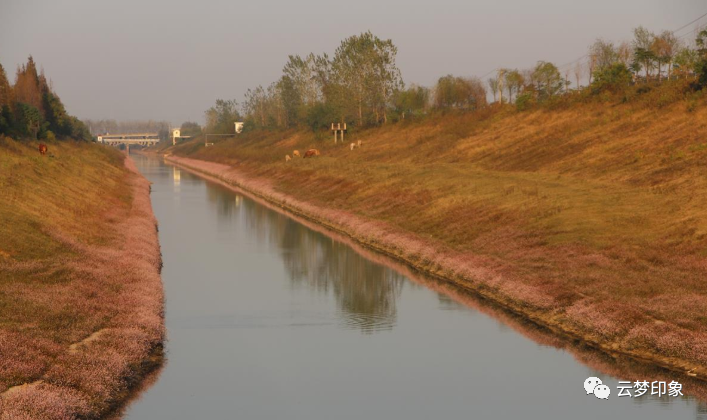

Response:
(0, 154), (166, 420)
(165, 154), (707, 382)
(96, 155), (167, 419)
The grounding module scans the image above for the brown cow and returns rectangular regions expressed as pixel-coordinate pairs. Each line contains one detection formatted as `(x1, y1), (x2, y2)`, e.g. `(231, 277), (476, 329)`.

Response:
(303, 149), (320, 158)
(38, 144), (48, 155)
(293, 150), (301, 158)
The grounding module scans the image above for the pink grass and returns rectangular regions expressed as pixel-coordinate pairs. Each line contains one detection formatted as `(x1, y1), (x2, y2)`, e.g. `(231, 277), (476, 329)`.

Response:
(0, 157), (164, 419)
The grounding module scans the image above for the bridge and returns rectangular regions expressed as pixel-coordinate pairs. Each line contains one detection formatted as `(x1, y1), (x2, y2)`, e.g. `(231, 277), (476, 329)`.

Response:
(97, 133), (160, 146)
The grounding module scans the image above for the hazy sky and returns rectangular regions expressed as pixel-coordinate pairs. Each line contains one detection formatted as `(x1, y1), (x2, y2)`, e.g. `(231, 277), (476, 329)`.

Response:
(0, 0), (704, 126)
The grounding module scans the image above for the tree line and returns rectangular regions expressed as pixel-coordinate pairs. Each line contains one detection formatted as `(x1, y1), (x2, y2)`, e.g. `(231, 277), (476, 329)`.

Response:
(487, 26), (707, 109)
(0, 56), (90, 141)
(199, 24), (707, 135)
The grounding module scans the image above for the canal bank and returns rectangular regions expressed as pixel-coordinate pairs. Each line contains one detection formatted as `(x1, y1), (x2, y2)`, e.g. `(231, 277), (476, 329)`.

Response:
(0, 141), (164, 420)
(164, 154), (707, 384)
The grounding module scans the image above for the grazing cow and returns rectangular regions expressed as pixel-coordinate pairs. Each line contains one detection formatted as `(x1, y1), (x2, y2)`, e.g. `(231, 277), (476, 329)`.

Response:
(303, 149), (320, 158)
(350, 142), (355, 151)
(357, 140), (362, 148)
(293, 150), (301, 158)
(38, 144), (48, 155)
(285, 154), (291, 162)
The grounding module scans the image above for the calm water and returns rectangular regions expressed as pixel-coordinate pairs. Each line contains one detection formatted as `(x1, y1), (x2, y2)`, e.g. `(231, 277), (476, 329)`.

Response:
(122, 154), (707, 419)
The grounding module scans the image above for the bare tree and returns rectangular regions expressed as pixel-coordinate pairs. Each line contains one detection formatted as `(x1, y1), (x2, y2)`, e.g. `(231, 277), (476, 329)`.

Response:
(487, 77), (498, 102)
(497, 69), (506, 103)
(617, 41), (633, 66)
(588, 54), (597, 84)
(573, 61), (584, 89)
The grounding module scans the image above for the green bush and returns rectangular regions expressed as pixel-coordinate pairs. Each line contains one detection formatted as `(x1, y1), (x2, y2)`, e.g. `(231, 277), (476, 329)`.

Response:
(591, 63), (632, 93)
(515, 93), (535, 111)
(306, 102), (338, 131)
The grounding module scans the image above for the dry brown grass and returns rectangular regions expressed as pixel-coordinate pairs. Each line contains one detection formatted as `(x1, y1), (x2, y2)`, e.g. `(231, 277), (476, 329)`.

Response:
(168, 87), (707, 373)
(0, 138), (164, 419)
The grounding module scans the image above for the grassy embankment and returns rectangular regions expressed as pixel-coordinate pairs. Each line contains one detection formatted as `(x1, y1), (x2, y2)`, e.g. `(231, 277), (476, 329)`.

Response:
(166, 81), (707, 376)
(0, 138), (163, 419)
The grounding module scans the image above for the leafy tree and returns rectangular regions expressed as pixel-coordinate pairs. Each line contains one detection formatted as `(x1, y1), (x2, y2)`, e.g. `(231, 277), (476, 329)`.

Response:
(282, 53), (322, 119)
(205, 99), (240, 134)
(592, 62), (632, 92)
(306, 102), (337, 131)
(504, 70), (524, 102)
(589, 39), (619, 70)
(243, 86), (267, 127)
(331, 31), (403, 126)
(0, 64), (13, 135)
(434, 75), (486, 110)
(277, 75), (301, 127)
(68, 116), (91, 141)
(16, 103), (42, 139)
(633, 26), (656, 80)
(180, 121), (202, 137)
(695, 30), (707, 88)
(42, 90), (71, 136)
(531, 61), (565, 100)
(394, 85), (429, 119)
(652, 31), (680, 80)
(487, 77), (499, 102)
(674, 47), (698, 78)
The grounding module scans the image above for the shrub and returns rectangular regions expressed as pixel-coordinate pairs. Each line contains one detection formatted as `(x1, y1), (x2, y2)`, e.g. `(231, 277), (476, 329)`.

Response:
(306, 102), (338, 131)
(591, 63), (632, 93)
(515, 92), (535, 111)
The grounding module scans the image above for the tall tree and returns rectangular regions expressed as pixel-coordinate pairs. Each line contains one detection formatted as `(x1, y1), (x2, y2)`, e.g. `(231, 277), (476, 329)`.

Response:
(589, 39), (618, 70)
(394, 84), (429, 119)
(487, 77), (498, 102)
(633, 26), (656, 80)
(504, 70), (524, 102)
(331, 31), (403, 126)
(653, 31), (680, 80)
(205, 99), (240, 133)
(531, 61), (564, 100)
(14, 56), (44, 114)
(0, 63), (13, 134)
(573, 61), (584, 88)
(674, 47), (698, 78)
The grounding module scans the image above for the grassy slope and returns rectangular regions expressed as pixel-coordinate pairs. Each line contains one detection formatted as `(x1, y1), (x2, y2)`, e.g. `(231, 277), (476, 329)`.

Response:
(169, 83), (707, 370)
(0, 138), (163, 419)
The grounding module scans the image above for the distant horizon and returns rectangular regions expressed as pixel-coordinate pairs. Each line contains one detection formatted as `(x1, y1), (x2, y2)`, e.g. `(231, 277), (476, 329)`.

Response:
(0, 0), (704, 126)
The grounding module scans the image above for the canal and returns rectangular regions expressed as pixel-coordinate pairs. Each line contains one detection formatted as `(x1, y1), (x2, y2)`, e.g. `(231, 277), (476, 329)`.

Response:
(122, 154), (707, 419)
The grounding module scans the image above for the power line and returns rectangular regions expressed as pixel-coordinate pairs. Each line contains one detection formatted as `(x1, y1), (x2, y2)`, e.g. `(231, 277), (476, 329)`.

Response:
(672, 11), (707, 35)
(551, 11), (707, 73)
(479, 67), (499, 80)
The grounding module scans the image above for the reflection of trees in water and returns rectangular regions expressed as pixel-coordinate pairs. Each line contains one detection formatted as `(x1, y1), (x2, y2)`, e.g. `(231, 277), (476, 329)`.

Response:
(205, 182), (405, 333)
(206, 183), (243, 220)
(437, 293), (469, 312)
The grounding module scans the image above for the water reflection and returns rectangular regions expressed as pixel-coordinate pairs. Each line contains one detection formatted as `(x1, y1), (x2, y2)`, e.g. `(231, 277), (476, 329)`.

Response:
(194, 166), (707, 406)
(204, 180), (405, 333)
(172, 167), (181, 187)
